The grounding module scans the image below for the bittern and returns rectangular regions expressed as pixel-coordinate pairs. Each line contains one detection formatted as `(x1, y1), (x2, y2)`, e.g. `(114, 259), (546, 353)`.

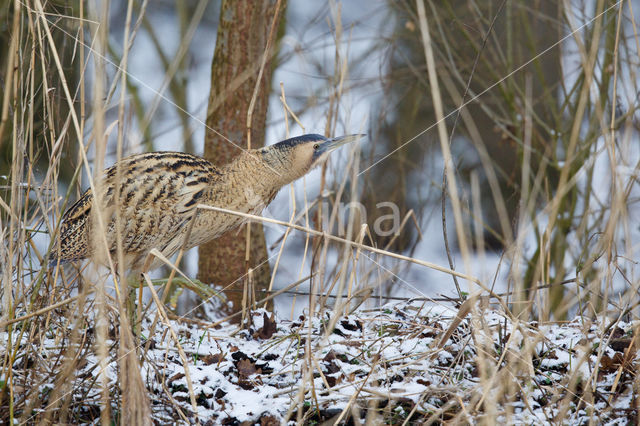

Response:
(50, 134), (362, 278)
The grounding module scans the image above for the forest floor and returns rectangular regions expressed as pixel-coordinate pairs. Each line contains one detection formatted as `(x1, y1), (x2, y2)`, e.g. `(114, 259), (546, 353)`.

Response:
(8, 296), (639, 424)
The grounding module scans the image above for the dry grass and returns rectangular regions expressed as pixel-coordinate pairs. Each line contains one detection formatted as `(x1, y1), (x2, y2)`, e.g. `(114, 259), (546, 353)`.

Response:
(1, 0), (639, 424)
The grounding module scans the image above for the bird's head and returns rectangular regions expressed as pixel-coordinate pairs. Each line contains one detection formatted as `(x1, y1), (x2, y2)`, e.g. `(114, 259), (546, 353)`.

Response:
(261, 133), (363, 182)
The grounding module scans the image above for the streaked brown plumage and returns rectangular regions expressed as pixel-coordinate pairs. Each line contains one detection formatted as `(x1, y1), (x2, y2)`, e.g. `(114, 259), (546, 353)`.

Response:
(50, 134), (362, 274)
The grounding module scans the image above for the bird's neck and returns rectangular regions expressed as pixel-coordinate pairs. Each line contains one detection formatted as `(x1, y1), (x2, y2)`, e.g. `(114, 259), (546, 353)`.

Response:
(251, 148), (308, 186)
(217, 150), (297, 209)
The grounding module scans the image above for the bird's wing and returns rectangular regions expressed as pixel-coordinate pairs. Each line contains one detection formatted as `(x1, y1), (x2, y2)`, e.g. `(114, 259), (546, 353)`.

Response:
(101, 152), (219, 258)
(54, 152), (220, 266)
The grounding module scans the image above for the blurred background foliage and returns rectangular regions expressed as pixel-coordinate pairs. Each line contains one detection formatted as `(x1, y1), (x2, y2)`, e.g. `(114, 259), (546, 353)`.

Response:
(364, 0), (562, 252)
(0, 0), (81, 186)
(1, 0), (638, 320)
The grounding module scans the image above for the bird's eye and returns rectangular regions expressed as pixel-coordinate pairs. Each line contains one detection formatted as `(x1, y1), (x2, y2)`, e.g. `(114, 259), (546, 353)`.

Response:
(313, 144), (320, 150)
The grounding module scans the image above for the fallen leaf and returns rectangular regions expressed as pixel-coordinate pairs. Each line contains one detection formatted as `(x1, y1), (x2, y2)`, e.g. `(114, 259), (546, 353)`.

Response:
(255, 312), (277, 339)
(168, 373), (185, 383)
(237, 358), (261, 378)
(203, 353), (224, 365)
(259, 414), (280, 426)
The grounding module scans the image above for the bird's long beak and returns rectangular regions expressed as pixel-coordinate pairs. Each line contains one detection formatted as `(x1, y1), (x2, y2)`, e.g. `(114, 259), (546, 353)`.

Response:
(323, 134), (365, 152)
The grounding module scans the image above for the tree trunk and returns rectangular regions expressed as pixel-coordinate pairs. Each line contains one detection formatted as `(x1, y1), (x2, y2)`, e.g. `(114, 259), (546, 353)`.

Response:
(198, 0), (285, 315)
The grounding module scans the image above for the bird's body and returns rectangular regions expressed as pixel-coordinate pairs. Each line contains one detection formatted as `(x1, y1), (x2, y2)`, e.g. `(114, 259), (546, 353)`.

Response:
(51, 134), (361, 273)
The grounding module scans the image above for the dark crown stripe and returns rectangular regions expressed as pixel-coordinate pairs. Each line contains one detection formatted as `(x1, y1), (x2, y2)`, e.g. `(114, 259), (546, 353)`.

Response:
(273, 134), (325, 149)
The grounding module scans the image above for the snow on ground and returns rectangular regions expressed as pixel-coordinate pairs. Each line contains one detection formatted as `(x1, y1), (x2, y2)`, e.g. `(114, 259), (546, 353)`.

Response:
(7, 299), (638, 424)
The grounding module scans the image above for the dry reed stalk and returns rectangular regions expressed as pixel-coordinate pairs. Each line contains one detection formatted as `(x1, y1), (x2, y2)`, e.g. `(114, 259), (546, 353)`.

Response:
(240, 0), (285, 305)
(264, 83), (304, 310)
(142, 272), (199, 421)
(198, 204), (483, 284)
(416, 0), (471, 280)
(314, 2), (347, 311)
(111, 1), (153, 423)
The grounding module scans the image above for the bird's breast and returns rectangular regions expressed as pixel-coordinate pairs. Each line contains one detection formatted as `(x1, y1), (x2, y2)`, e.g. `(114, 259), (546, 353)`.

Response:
(183, 183), (271, 247)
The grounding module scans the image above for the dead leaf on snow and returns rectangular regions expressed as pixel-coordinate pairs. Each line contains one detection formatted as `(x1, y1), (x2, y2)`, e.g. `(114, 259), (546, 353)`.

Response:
(255, 312), (277, 340)
(203, 353), (225, 365)
(237, 358), (261, 378)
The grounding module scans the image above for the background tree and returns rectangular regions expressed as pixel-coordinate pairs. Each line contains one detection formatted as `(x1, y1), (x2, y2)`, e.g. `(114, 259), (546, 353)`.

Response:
(199, 0), (286, 314)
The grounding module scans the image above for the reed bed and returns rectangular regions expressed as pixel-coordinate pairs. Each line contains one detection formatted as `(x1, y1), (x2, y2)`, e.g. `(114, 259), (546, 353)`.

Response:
(1, 0), (639, 424)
